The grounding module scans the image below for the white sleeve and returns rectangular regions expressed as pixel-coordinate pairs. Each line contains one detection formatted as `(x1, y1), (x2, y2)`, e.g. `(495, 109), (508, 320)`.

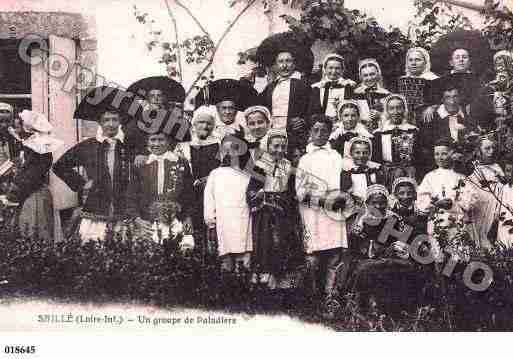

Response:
(295, 157), (308, 202)
(417, 173), (434, 211)
(203, 170), (217, 225)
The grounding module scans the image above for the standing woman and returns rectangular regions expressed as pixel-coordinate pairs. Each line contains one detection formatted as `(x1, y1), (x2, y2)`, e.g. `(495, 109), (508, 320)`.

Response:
(352, 58), (391, 130)
(7, 110), (62, 239)
(466, 136), (505, 250)
(246, 129), (303, 288)
(309, 54), (356, 120)
(372, 94), (420, 188)
(396, 47), (439, 125)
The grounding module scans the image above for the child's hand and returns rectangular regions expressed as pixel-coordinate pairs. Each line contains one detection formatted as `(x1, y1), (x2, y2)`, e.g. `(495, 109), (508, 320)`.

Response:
(134, 155), (148, 167)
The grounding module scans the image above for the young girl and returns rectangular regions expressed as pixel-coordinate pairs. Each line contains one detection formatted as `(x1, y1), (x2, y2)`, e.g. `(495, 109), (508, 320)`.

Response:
(352, 58), (391, 130)
(246, 129), (303, 288)
(467, 136), (505, 249)
(329, 101), (373, 158)
(204, 134), (252, 272)
(341, 136), (384, 210)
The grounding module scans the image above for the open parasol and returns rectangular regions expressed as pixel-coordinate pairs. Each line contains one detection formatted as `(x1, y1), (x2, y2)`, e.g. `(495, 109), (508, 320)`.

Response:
(430, 29), (492, 75)
(256, 31), (314, 74)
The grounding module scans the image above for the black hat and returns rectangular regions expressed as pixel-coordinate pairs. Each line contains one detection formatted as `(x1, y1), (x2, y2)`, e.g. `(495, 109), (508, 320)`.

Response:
(74, 86), (136, 123)
(195, 79), (258, 111)
(126, 76), (185, 104)
(433, 137), (455, 149)
(431, 29), (492, 75)
(256, 31), (314, 74)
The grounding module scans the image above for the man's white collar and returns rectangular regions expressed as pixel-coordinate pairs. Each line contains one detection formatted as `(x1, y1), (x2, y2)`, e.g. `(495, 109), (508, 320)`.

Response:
(437, 105), (465, 120)
(147, 151), (178, 164)
(96, 127), (125, 143)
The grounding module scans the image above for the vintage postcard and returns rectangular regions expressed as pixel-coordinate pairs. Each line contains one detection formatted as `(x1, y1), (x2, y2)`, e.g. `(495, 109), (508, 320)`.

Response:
(0, 0), (512, 352)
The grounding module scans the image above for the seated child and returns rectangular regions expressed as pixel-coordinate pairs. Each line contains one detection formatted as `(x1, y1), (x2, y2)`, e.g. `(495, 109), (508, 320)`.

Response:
(346, 184), (419, 312)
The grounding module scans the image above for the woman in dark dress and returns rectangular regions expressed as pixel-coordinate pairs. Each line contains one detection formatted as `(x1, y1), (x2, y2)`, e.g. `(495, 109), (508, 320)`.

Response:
(246, 129), (303, 288)
(6, 110), (62, 239)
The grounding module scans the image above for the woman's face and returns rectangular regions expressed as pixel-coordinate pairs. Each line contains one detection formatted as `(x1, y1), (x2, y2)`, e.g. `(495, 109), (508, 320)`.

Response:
(324, 59), (344, 81)
(360, 64), (379, 87)
(246, 112), (269, 140)
(351, 142), (370, 166)
(340, 107), (359, 130)
(407, 50), (427, 76)
(367, 194), (388, 217)
(480, 139), (496, 164)
(395, 184), (416, 208)
(434, 145), (453, 169)
(450, 49), (471, 73)
(387, 98), (406, 125)
(268, 137), (287, 161)
(194, 114), (215, 139)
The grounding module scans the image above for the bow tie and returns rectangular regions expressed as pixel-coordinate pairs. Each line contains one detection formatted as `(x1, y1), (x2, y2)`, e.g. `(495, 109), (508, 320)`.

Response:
(324, 81), (344, 89)
(247, 141), (260, 150)
(350, 166), (370, 174)
(307, 143), (331, 153)
(365, 85), (378, 92)
(147, 152), (177, 164)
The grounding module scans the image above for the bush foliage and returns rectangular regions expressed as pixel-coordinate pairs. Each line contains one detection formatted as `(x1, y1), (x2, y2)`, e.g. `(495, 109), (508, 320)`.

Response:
(2, 227), (513, 331)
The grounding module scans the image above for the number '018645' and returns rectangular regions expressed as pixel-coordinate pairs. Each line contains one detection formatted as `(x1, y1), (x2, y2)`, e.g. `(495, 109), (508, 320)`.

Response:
(4, 346), (36, 354)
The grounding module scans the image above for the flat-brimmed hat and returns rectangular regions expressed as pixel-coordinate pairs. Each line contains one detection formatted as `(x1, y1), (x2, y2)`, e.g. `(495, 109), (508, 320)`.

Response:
(74, 86), (136, 123)
(126, 76), (185, 105)
(431, 29), (492, 74)
(195, 79), (258, 111)
(256, 31), (314, 74)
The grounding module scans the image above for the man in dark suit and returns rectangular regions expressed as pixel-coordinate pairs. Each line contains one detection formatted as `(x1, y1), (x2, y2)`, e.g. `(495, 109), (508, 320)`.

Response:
(259, 50), (311, 160)
(126, 130), (193, 239)
(420, 84), (478, 174)
(53, 87), (134, 240)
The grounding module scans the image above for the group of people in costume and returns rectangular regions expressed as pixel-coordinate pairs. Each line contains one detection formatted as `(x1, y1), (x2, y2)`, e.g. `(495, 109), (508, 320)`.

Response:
(2, 28), (513, 315)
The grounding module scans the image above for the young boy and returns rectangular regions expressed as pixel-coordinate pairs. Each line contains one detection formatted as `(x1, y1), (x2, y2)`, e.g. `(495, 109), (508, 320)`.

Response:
(296, 116), (348, 302)
(126, 131), (194, 243)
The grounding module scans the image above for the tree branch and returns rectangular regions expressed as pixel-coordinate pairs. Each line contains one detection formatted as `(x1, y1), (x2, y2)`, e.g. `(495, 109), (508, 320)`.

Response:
(164, 0), (183, 82)
(185, 0), (258, 97)
(174, 0), (211, 39)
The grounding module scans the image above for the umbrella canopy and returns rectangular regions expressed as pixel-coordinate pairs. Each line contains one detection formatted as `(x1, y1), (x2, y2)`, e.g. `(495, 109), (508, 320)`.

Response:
(430, 29), (492, 75)
(256, 31), (314, 74)
(74, 86), (136, 123)
(126, 76), (185, 104)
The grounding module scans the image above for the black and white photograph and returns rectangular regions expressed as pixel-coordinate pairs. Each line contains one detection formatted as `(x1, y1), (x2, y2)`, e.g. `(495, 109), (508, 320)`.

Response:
(1, 0), (513, 342)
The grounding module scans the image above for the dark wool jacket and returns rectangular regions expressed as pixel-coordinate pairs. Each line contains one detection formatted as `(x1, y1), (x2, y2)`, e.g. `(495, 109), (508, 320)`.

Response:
(52, 138), (132, 217)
